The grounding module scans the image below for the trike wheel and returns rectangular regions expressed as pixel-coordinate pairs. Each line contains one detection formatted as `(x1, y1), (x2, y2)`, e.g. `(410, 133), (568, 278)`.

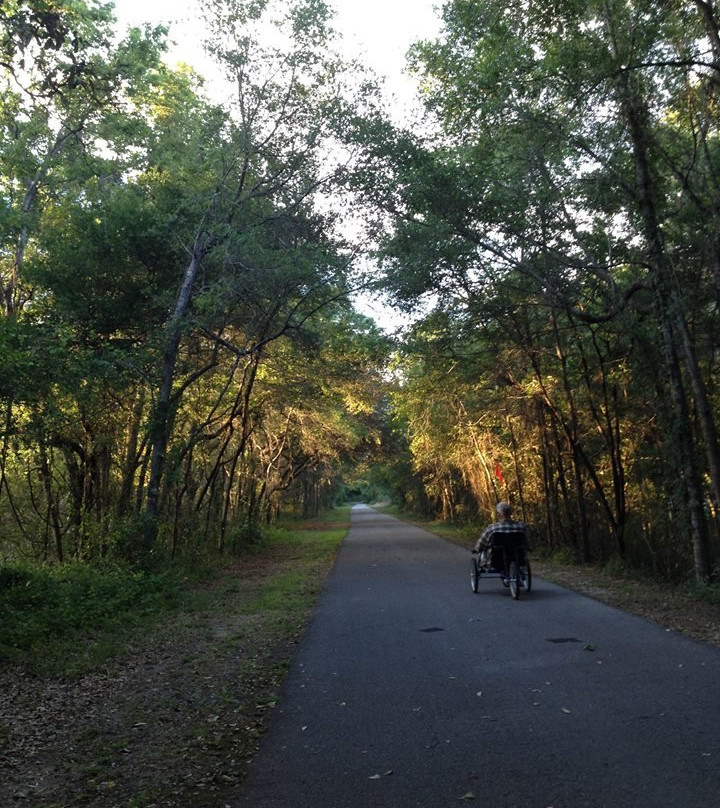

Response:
(508, 560), (520, 599)
(521, 560), (532, 594)
(470, 557), (479, 593)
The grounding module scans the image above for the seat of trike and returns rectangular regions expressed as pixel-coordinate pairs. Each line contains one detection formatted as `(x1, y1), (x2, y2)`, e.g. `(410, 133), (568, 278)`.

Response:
(486, 529), (528, 571)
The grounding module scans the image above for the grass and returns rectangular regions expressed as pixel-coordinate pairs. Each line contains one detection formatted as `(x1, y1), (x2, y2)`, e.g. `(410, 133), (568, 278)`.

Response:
(237, 568), (322, 617)
(0, 562), (186, 674)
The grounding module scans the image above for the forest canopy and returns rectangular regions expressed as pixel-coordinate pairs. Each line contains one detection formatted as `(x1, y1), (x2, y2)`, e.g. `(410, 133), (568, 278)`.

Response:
(0, 0), (390, 564)
(1, 0), (719, 584)
(368, 0), (720, 583)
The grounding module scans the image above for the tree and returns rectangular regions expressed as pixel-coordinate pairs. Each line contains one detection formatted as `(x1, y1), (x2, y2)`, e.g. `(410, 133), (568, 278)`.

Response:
(0, 0), (167, 316)
(0, 0), (390, 565)
(0, 0), (170, 560)
(352, 0), (720, 581)
(132, 0), (384, 554)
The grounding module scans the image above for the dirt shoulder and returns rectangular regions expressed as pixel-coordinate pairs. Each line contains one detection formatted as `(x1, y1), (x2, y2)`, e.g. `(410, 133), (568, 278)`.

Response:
(0, 539), (341, 808)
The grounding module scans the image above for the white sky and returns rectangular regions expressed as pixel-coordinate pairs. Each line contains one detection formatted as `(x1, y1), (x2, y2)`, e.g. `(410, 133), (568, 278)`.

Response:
(113, 0), (442, 113)
(112, 0), (442, 331)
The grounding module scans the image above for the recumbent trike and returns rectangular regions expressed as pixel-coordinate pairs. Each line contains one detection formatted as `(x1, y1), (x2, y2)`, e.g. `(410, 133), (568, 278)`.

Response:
(470, 529), (532, 599)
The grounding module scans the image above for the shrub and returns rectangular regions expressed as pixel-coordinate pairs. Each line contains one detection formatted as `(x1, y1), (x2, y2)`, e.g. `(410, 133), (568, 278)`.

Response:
(0, 561), (182, 662)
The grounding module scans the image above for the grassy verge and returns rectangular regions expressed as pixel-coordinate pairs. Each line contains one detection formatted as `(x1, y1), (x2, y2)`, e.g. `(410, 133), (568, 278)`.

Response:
(0, 563), (186, 674)
(1, 506), (351, 808)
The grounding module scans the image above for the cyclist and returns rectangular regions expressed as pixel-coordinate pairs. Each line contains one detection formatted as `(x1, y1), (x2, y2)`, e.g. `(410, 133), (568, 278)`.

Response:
(473, 501), (528, 566)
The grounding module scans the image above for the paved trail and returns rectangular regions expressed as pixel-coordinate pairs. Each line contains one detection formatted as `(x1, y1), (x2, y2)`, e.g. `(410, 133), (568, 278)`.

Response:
(233, 505), (720, 808)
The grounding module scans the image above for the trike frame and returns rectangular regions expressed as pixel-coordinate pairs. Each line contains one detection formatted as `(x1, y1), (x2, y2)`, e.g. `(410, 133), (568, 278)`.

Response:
(470, 532), (531, 599)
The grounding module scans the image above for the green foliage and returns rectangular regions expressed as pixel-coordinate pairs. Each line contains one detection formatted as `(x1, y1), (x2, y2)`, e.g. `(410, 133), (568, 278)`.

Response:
(0, 319), (68, 402)
(226, 516), (267, 550)
(0, 562), (183, 664)
(550, 547), (579, 565)
(602, 555), (629, 578)
(0, 0), (389, 570)
(0, 505), (349, 684)
(686, 582), (720, 605)
(345, 0), (720, 584)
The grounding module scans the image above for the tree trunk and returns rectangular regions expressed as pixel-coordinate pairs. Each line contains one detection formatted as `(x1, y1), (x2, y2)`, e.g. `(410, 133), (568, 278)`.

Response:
(38, 442), (64, 563)
(118, 387), (146, 517)
(582, 329), (627, 559)
(614, 66), (712, 581)
(144, 249), (205, 554)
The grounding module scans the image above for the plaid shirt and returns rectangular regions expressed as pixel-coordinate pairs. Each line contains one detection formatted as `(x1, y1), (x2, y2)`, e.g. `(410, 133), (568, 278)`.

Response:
(475, 519), (528, 551)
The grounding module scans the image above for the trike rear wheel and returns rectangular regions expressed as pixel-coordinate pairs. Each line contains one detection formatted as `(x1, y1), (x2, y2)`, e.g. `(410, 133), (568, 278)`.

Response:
(509, 560), (520, 599)
(470, 557), (479, 592)
(521, 559), (532, 594)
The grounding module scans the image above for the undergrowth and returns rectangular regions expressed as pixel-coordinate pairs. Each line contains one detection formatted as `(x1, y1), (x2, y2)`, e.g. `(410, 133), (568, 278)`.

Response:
(0, 506), (351, 675)
(0, 562), (186, 671)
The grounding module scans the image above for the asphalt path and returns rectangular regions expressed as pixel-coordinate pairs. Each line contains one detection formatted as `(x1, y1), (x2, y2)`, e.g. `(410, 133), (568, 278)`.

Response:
(233, 505), (720, 808)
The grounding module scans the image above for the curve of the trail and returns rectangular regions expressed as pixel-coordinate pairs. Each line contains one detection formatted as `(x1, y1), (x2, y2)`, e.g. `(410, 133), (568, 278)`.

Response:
(233, 505), (720, 808)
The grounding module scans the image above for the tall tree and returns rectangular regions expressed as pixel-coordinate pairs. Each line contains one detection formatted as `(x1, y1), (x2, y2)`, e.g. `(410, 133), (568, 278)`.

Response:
(0, 0), (166, 316)
(353, 0), (720, 580)
(138, 0), (377, 552)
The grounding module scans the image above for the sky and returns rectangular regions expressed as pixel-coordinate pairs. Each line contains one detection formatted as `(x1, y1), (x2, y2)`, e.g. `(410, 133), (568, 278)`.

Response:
(113, 0), (443, 112)
(112, 0), (443, 331)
